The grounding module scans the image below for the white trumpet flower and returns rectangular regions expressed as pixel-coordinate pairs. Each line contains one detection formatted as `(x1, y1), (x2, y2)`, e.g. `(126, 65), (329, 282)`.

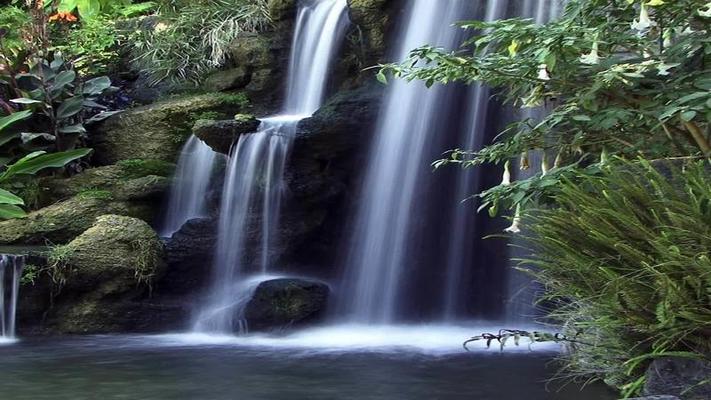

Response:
(505, 204), (522, 234)
(501, 160), (512, 186)
(537, 64), (550, 81)
(631, 3), (656, 33)
(580, 41), (600, 65)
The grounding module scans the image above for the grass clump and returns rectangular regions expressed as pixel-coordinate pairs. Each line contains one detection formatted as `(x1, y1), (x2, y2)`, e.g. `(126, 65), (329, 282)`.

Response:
(521, 158), (711, 397)
(130, 0), (270, 85)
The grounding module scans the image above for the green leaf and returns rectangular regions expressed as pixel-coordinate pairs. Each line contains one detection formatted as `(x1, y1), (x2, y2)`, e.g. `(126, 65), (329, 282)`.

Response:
(10, 98), (41, 105)
(58, 124), (86, 134)
(82, 76), (112, 96)
(681, 110), (697, 122)
(0, 188), (25, 206)
(0, 204), (27, 220)
(0, 110), (32, 132)
(56, 96), (85, 120)
(0, 148), (92, 181)
(376, 70), (388, 85)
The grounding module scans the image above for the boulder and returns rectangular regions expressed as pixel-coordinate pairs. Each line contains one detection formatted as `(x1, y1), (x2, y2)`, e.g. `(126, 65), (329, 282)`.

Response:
(192, 116), (261, 154)
(160, 218), (218, 296)
(244, 278), (330, 331)
(268, 0), (297, 22)
(348, 0), (400, 64)
(51, 215), (167, 333)
(91, 93), (247, 165)
(204, 67), (250, 92)
(0, 196), (152, 245)
(642, 358), (711, 400)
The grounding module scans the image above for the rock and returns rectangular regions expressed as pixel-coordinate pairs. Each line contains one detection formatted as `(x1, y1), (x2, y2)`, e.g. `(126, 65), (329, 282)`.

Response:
(192, 116), (261, 154)
(51, 215), (166, 333)
(204, 67), (250, 92)
(39, 161), (174, 206)
(278, 83), (383, 274)
(0, 196), (152, 245)
(90, 93), (247, 165)
(642, 358), (711, 400)
(160, 218), (217, 296)
(348, 0), (400, 64)
(268, 0), (297, 21)
(244, 278), (330, 331)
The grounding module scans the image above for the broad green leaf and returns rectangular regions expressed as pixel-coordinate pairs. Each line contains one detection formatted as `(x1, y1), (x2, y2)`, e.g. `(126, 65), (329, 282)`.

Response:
(0, 149), (91, 181)
(0, 188), (25, 206)
(57, 0), (79, 13)
(0, 204), (27, 220)
(56, 96), (85, 120)
(53, 70), (76, 89)
(0, 110), (32, 132)
(83, 76), (112, 96)
(20, 132), (56, 143)
(58, 124), (86, 134)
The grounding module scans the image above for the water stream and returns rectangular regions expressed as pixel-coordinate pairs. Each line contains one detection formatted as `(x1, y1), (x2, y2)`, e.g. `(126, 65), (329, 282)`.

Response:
(160, 135), (220, 237)
(0, 254), (24, 343)
(194, 0), (349, 333)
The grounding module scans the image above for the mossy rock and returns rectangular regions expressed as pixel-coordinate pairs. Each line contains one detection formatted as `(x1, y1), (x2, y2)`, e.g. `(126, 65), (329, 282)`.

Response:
(0, 196), (152, 245)
(268, 0), (297, 21)
(91, 93), (248, 165)
(192, 116), (261, 154)
(244, 278), (329, 331)
(62, 215), (164, 293)
(39, 161), (174, 205)
(52, 215), (165, 333)
(348, 0), (394, 63)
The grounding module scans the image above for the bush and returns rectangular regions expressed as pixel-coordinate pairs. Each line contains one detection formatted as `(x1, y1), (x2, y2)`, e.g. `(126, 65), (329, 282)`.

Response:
(521, 158), (711, 396)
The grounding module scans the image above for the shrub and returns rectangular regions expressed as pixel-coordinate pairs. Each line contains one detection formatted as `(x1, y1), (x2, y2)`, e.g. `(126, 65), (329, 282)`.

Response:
(520, 158), (711, 396)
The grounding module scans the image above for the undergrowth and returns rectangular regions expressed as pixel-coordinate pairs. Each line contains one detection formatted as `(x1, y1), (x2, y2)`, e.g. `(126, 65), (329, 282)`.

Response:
(520, 158), (711, 397)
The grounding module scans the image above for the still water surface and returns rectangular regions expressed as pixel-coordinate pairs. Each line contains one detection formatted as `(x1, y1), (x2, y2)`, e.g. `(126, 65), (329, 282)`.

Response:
(0, 327), (616, 400)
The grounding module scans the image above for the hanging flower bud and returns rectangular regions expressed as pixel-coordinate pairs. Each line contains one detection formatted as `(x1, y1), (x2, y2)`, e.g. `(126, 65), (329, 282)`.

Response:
(541, 152), (550, 176)
(554, 150), (564, 168)
(520, 152), (530, 170)
(631, 3), (656, 33)
(501, 160), (512, 186)
(580, 40), (600, 65)
(537, 64), (550, 81)
(504, 204), (522, 234)
(600, 148), (609, 164)
(663, 28), (673, 48)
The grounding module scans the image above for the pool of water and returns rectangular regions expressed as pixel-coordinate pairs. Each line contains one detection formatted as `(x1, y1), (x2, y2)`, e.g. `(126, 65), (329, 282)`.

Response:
(0, 325), (616, 400)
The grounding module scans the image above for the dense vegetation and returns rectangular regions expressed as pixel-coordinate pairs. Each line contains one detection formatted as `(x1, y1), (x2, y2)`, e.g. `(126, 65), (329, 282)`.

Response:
(383, 0), (711, 396)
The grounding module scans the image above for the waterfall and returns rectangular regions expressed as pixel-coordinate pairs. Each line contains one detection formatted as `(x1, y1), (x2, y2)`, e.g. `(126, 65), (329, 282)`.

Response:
(0, 255), (24, 340)
(339, 0), (474, 324)
(506, 0), (565, 322)
(194, 0), (349, 333)
(442, 0), (511, 321)
(160, 135), (220, 237)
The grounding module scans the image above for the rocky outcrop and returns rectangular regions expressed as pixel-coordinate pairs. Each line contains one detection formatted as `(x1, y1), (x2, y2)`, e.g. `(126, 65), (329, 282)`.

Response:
(39, 161), (174, 206)
(642, 358), (711, 400)
(244, 278), (329, 331)
(17, 215), (178, 334)
(192, 116), (261, 154)
(348, 0), (400, 64)
(91, 93), (246, 165)
(629, 397), (681, 400)
(160, 218), (218, 296)
(278, 82), (383, 275)
(0, 196), (153, 245)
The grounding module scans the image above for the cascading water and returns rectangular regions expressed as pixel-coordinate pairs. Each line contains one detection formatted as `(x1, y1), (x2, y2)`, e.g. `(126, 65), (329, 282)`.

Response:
(0, 254), (24, 340)
(160, 135), (220, 237)
(442, 0), (511, 321)
(194, 0), (349, 333)
(339, 0), (475, 324)
(506, 0), (565, 322)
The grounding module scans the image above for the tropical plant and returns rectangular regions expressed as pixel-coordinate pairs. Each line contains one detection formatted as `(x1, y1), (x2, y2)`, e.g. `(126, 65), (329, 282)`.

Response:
(380, 0), (711, 219)
(0, 109), (91, 219)
(6, 54), (117, 151)
(518, 158), (711, 397)
(130, 0), (270, 85)
(53, 0), (132, 20)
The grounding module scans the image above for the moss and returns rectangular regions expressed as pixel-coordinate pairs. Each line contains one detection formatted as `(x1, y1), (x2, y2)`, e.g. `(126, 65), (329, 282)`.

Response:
(76, 189), (114, 200)
(214, 92), (250, 108)
(117, 159), (176, 180)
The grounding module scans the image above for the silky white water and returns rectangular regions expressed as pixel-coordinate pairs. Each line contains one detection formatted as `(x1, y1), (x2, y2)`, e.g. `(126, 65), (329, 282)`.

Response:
(340, 0), (474, 324)
(161, 135), (220, 237)
(194, 0), (349, 333)
(0, 255), (24, 341)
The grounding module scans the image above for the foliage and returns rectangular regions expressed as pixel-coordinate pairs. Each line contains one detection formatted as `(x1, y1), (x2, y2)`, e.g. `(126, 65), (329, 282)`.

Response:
(5, 54), (117, 151)
(50, 15), (120, 76)
(130, 0), (270, 85)
(519, 158), (711, 396)
(0, 5), (31, 59)
(54, 0), (131, 20)
(381, 0), (711, 217)
(46, 243), (74, 292)
(20, 264), (41, 286)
